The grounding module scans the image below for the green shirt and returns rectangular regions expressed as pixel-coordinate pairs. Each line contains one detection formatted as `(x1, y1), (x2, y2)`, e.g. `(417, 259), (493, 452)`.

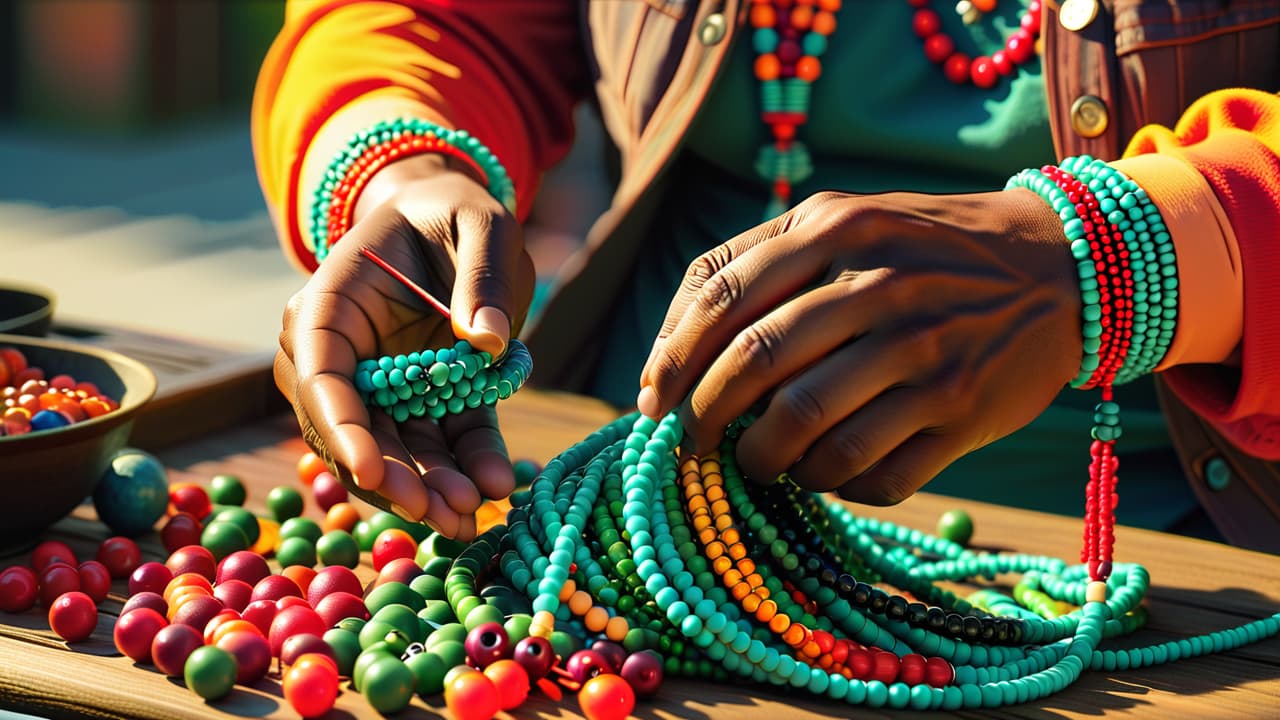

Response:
(588, 1), (1196, 531)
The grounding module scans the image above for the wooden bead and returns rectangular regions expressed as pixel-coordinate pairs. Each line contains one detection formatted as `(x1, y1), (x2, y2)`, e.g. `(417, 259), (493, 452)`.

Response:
(1086, 580), (1108, 603)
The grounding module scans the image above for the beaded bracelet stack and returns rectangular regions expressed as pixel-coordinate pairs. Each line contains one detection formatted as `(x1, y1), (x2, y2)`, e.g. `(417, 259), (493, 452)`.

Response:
(1006, 155), (1178, 583)
(354, 339), (531, 422)
(309, 118), (517, 263)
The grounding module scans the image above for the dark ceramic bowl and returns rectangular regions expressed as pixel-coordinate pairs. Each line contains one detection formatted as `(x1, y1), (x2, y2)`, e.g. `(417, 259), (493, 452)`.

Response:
(0, 334), (156, 551)
(0, 285), (55, 336)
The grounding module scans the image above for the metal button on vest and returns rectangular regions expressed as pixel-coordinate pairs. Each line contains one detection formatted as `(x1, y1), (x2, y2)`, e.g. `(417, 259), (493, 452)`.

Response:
(1070, 95), (1109, 138)
(1205, 456), (1232, 492)
(699, 12), (727, 45)
(1059, 0), (1099, 32)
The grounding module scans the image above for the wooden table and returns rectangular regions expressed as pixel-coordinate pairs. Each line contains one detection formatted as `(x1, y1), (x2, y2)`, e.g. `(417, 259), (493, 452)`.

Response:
(2, 389), (1279, 719)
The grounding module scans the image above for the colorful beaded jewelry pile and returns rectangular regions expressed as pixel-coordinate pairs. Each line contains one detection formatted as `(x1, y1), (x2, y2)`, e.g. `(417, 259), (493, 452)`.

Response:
(436, 410), (1280, 711)
(354, 339), (532, 422)
(309, 118), (517, 263)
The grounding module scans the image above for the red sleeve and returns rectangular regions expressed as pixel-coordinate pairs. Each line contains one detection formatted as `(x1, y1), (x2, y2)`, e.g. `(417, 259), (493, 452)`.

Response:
(1123, 89), (1280, 459)
(252, 0), (587, 270)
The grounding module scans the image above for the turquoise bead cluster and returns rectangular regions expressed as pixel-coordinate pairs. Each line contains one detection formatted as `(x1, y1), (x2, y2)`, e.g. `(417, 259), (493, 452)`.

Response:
(309, 118), (517, 263)
(439, 411), (1280, 709)
(354, 339), (531, 422)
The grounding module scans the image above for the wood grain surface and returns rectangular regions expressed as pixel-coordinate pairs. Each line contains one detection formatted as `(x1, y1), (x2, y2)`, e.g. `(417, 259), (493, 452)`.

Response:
(2, 389), (1278, 719)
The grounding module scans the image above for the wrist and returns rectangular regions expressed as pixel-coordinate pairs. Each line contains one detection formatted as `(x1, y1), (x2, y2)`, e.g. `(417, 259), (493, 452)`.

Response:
(354, 152), (488, 226)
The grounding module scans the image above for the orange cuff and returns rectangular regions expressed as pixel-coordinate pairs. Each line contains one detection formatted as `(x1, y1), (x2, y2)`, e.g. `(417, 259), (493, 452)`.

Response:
(1110, 153), (1243, 369)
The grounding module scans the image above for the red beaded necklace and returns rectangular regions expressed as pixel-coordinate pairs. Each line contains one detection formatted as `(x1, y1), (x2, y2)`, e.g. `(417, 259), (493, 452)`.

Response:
(907, 0), (1042, 88)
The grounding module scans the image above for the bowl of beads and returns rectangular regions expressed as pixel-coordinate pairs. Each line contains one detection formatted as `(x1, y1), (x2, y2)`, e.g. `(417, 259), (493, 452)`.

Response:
(0, 334), (156, 546)
(0, 284), (55, 336)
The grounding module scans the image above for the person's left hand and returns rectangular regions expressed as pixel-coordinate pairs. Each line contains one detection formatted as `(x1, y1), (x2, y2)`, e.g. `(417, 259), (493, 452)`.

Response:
(636, 189), (1083, 504)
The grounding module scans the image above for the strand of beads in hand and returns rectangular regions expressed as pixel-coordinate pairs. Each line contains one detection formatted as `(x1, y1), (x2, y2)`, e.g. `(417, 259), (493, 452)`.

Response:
(354, 339), (532, 422)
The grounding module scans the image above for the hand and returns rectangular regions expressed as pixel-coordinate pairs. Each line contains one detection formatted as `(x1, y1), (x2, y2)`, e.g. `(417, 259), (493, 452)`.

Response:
(276, 156), (535, 538)
(637, 189), (1081, 505)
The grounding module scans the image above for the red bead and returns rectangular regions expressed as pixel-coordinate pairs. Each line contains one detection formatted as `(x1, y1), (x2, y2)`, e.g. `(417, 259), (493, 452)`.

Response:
(620, 650), (664, 698)
(970, 56), (998, 88)
(77, 561), (112, 604)
(923, 34), (954, 63)
(870, 650), (900, 684)
(943, 53), (972, 84)
(899, 653), (928, 686)
(445, 671), (501, 720)
(777, 39), (802, 64)
(513, 636), (556, 679)
(912, 9), (941, 38)
(847, 647), (874, 679)
(812, 630), (836, 654)
(49, 591), (98, 643)
(114, 607), (168, 662)
(925, 656), (955, 687)
(1005, 29), (1036, 64)
(466, 622), (513, 668)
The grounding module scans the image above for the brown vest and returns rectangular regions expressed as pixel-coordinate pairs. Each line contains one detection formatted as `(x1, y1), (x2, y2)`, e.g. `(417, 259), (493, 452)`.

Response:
(524, 0), (1280, 551)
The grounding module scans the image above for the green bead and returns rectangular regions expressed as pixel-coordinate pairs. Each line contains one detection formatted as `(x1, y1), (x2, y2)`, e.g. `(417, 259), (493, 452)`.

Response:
(276, 536), (317, 568)
(935, 509), (974, 546)
(317, 530), (361, 568)
(200, 521), (250, 562)
(280, 517), (323, 544)
(209, 474), (247, 506)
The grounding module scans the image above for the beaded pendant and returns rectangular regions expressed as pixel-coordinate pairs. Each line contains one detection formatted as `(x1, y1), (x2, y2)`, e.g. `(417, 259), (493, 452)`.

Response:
(749, 0), (839, 218)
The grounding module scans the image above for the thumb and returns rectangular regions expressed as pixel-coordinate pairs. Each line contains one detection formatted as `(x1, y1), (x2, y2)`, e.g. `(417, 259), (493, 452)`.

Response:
(449, 210), (523, 357)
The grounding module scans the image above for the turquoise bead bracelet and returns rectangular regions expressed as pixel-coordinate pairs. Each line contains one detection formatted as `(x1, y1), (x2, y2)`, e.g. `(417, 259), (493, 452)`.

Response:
(309, 118), (517, 264)
(354, 339), (531, 422)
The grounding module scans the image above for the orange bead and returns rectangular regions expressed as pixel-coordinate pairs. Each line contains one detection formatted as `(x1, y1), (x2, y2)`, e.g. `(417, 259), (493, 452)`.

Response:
(583, 606), (610, 633)
(723, 569), (743, 587)
(728, 543), (747, 561)
(296, 451), (327, 487)
(323, 502), (361, 533)
(692, 514), (712, 532)
(802, 641), (822, 658)
(754, 53), (781, 81)
(742, 592), (764, 614)
(569, 590), (593, 616)
(282, 565), (317, 595)
(812, 10), (837, 35)
(698, 527), (717, 547)
(817, 0), (841, 10)
(972, 0), (996, 10)
(80, 398), (112, 417)
(731, 582), (753, 601)
(252, 517), (279, 556)
(750, 3), (776, 27)
(709, 499), (730, 517)
(736, 558), (756, 576)
(796, 56), (822, 82)
(210, 619), (264, 646)
(705, 541), (726, 559)
(714, 515), (734, 532)
(705, 484), (725, 502)
(712, 556), (733, 575)
(559, 579), (577, 602)
(746, 573), (764, 590)
(721, 528), (740, 546)
(817, 655), (835, 670)
(605, 615), (629, 643)
(769, 613), (792, 634)
(782, 624), (807, 647)
(755, 599), (778, 623)
(683, 482), (704, 499)
(164, 573), (213, 603)
(790, 5), (813, 30)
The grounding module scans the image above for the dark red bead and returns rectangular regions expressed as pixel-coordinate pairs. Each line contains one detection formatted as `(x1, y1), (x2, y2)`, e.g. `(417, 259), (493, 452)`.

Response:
(512, 636), (555, 679)
(777, 40), (802, 64)
(620, 650), (663, 698)
(923, 34), (954, 63)
(899, 654), (928, 686)
(464, 622), (512, 668)
(565, 649), (611, 684)
(912, 9), (941, 38)
(870, 650), (900, 684)
(590, 640), (627, 673)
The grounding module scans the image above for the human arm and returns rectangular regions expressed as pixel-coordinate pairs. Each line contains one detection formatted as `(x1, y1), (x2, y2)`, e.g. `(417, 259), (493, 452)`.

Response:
(252, 0), (586, 536)
(635, 87), (1280, 502)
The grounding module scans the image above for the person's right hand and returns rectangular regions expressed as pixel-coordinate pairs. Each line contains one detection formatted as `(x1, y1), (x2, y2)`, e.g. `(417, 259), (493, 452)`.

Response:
(275, 155), (535, 540)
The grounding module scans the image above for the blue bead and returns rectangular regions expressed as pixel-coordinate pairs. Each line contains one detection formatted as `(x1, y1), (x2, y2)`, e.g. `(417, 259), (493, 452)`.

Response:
(30, 410), (70, 431)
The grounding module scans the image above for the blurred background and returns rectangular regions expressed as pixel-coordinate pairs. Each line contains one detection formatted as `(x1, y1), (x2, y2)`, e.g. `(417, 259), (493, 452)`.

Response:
(0, 0), (603, 356)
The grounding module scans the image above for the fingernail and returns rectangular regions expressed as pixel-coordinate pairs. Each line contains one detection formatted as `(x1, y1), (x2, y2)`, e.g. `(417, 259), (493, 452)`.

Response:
(469, 306), (510, 356)
(636, 385), (660, 418)
(390, 503), (414, 521)
(352, 472), (365, 489)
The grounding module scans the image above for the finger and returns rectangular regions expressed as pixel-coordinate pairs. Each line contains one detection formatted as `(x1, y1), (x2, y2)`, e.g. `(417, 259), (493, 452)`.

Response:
(448, 206), (533, 357)
(836, 434), (968, 506)
(366, 412), (429, 518)
(297, 371), (385, 490)
(680, 278), (873, 453)
(638, 228), (828, 419)
(787, 388), (934, 492)
(398, 420), (484, 515)
(442, 406), (515, 501)
(732, 328), (920, 484)
(422, 488), (462, 538)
